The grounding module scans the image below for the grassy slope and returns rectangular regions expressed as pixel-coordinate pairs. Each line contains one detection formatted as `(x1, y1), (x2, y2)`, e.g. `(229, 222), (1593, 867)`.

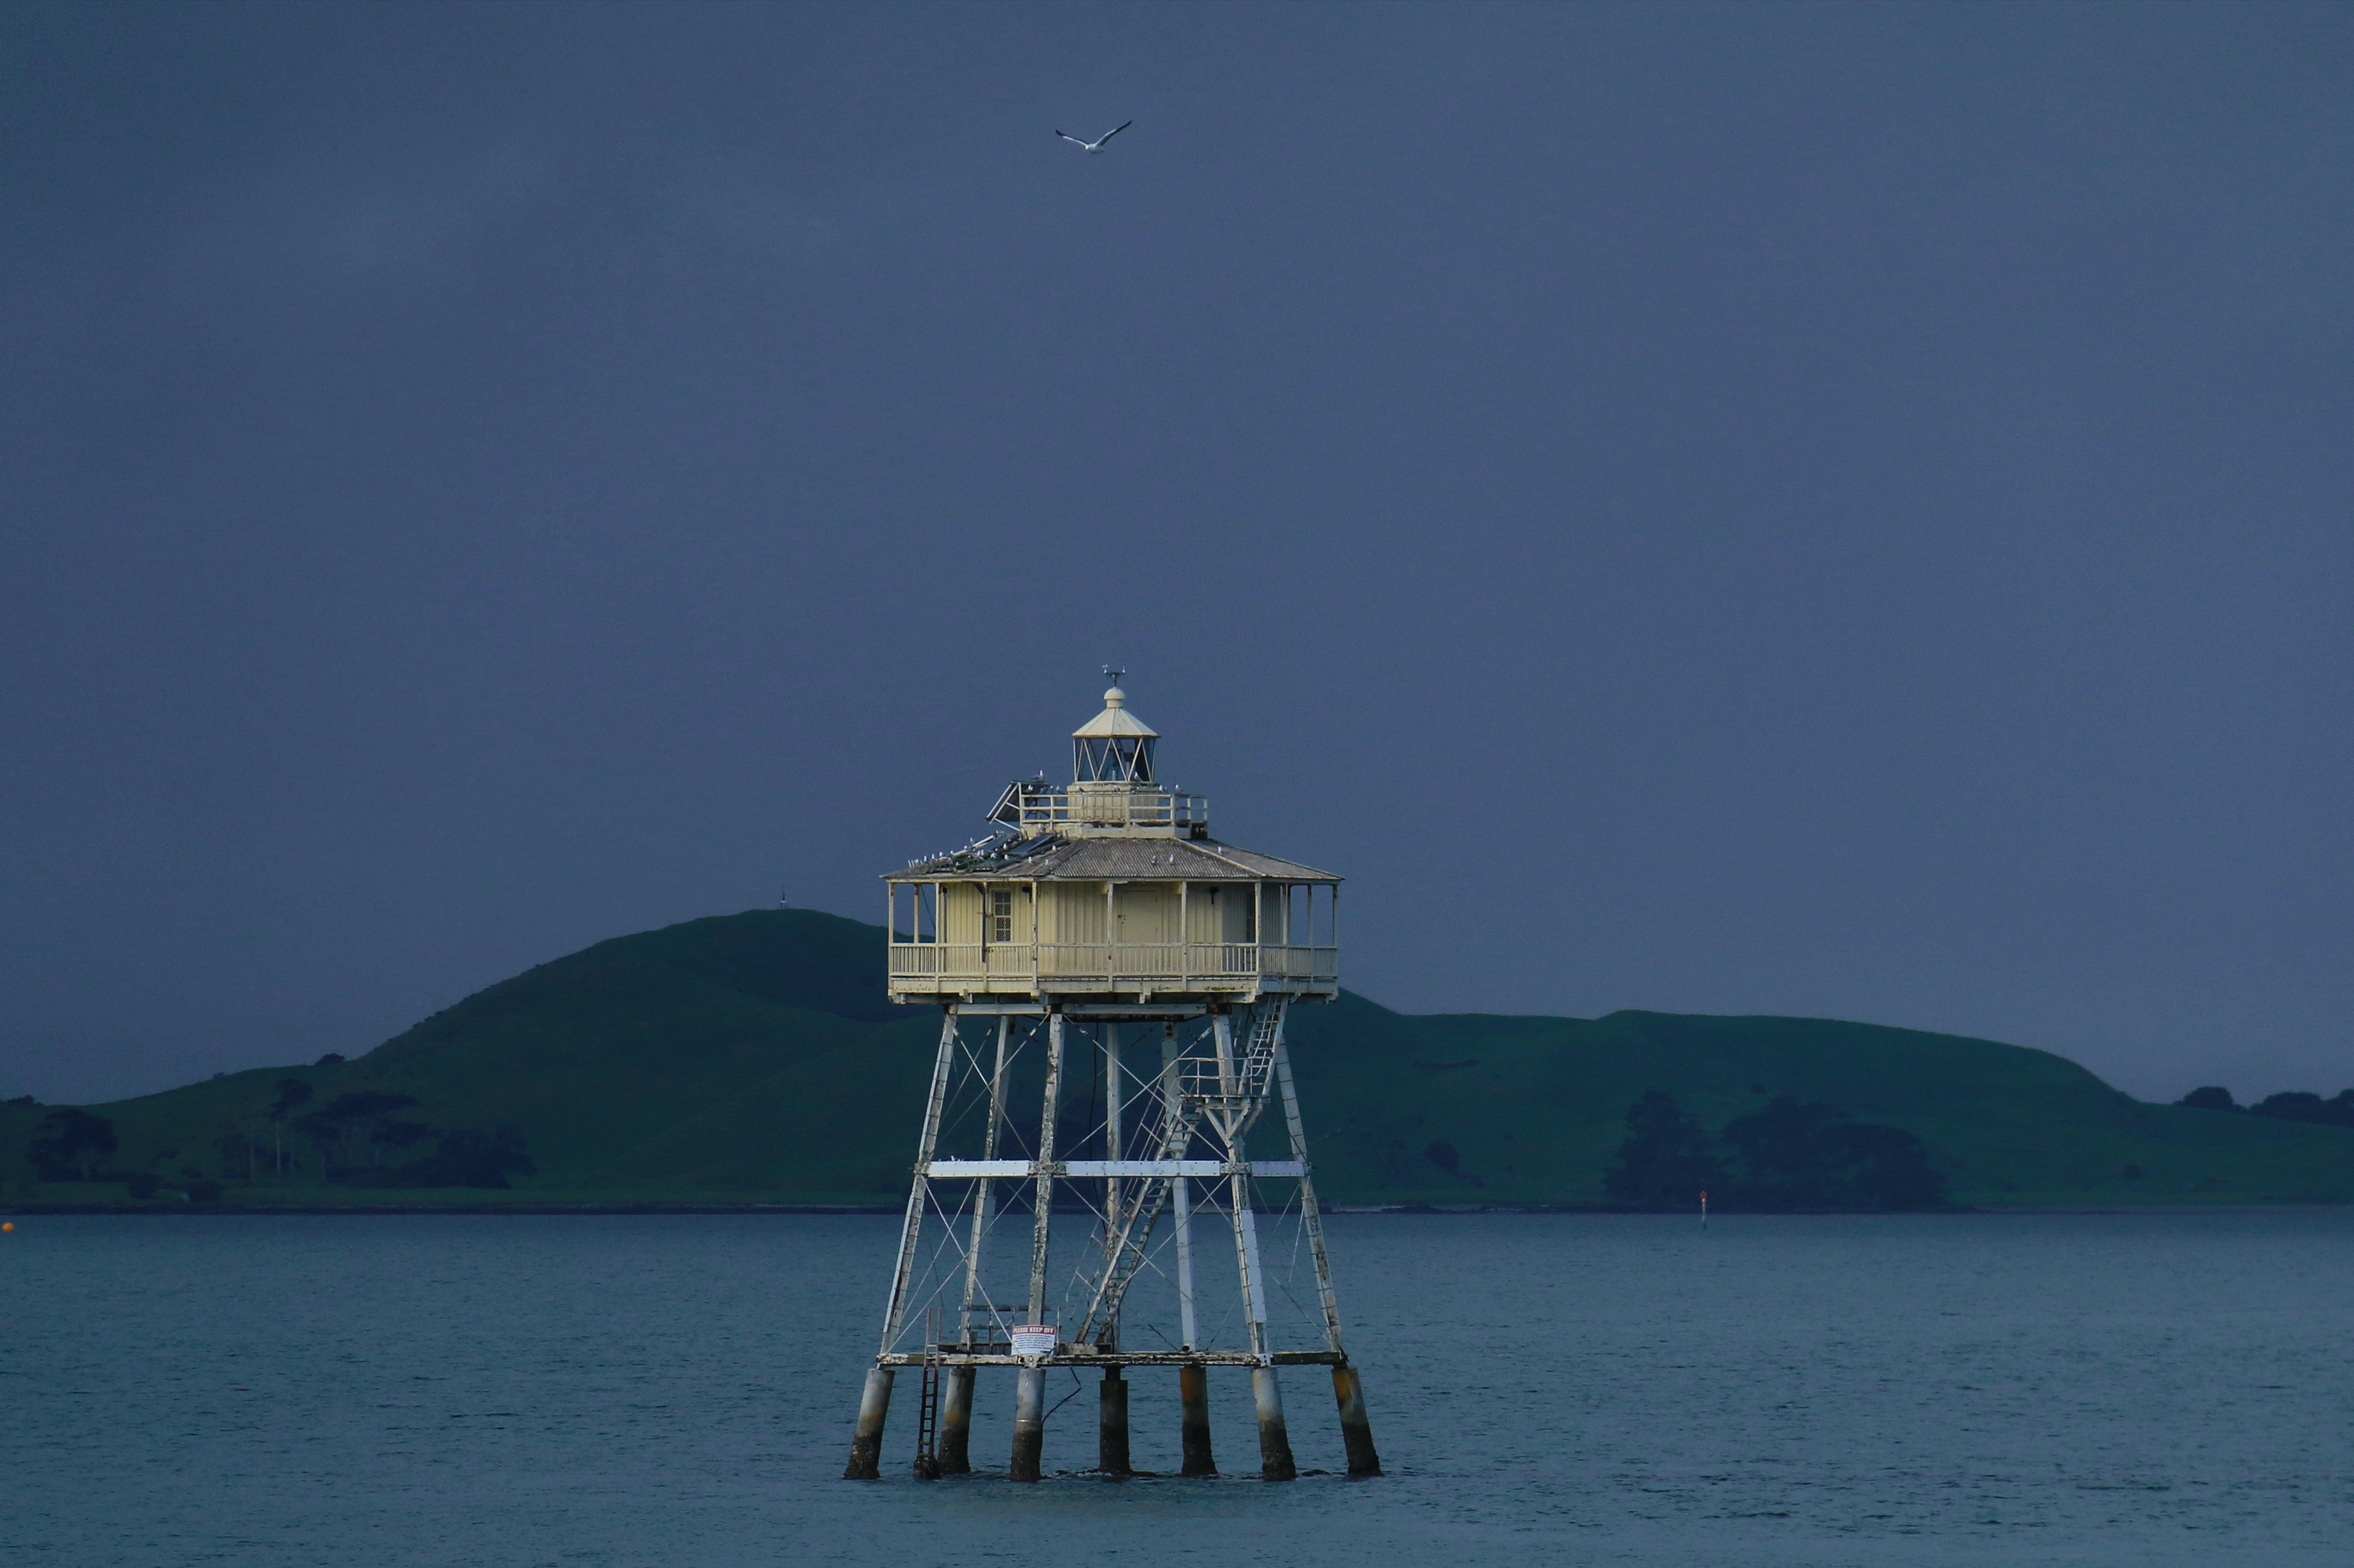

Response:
(0, 913), (942, 1208)
(1283, 999), (2354, 1205)
(4, 909), (2349, 1208)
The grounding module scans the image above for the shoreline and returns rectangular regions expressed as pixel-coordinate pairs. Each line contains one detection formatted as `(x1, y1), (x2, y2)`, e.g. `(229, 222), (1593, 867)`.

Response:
(5, 1200), (2346, 1217)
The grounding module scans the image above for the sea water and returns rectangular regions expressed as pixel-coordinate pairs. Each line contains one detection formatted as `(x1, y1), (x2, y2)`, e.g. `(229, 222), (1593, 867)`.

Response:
(3, 1211), (2348, 1567)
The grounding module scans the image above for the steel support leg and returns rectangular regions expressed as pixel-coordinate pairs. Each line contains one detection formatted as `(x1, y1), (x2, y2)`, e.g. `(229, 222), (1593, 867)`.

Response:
(843, 1367), (893, 1480)
(1179, 1363), (1216, 1476)
(1332, 1364), (1381, 1476)
(1173, 1174), (1198, 1350)
(1252, 1365), (1297, 1481)
(849, 1009), (958, 1481)
(1026, 1014), (1065, 1324)
(879, 1012), (961, 1352)
(1011, 1366), (1047, 1482)
(956, 1018), (1013, 1357)
(1098, 1368), (1132, 1477)
(939, 1366), (974, 1474)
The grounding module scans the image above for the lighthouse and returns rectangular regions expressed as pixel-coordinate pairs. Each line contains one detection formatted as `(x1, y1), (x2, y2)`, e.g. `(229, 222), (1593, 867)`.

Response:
(843, 678), (1380, 1482)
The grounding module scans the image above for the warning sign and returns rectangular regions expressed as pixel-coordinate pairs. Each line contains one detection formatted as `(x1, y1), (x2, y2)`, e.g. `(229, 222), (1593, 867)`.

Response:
(1010, 1325), (1058, 1356)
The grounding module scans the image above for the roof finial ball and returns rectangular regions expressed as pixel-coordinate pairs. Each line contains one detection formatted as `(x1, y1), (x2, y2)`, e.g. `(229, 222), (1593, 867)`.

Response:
(1102, 664), (1127, 704)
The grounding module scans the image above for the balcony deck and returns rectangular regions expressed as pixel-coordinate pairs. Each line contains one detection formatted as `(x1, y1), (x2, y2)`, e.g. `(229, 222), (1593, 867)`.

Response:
(886, 940), (1338, 1002)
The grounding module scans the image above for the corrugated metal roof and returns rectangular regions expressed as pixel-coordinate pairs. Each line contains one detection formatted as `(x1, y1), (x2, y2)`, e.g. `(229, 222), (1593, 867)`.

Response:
(888, 835), (1337, 883)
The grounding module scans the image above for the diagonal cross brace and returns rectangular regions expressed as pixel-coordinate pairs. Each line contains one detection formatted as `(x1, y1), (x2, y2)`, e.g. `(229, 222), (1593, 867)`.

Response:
(1070, 999), (1287, 1345)
(1070, 1066), (1205, 1345)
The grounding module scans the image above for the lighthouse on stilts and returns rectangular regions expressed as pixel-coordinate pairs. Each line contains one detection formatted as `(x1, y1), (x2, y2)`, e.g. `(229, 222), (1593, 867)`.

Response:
(843, 677), (1380, 1482)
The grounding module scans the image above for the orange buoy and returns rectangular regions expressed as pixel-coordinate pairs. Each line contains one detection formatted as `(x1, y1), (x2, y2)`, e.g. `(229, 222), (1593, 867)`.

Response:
(2, 1222), (13, 1232)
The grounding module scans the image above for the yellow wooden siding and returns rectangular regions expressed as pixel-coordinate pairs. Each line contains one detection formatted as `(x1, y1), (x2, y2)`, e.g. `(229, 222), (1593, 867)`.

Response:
(1047, 882), (1107, 945)
(1184, 884), (1219, 943)
(940, 883), (983, 946)
(1114, 884), (1179, 945)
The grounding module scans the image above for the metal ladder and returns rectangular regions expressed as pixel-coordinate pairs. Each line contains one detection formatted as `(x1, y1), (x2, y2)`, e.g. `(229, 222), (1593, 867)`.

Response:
(913, 1307), (943, 1480)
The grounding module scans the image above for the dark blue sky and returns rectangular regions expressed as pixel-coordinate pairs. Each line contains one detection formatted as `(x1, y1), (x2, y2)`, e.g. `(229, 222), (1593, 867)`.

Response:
(3, 2), (2348, 1104)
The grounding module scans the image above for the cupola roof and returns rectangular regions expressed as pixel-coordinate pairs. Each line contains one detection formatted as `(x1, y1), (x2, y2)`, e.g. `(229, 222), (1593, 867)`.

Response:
(1072, 684), (1159, 740)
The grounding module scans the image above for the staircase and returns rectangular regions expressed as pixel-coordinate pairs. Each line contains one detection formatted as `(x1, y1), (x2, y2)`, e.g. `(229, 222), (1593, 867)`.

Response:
(1175, 997), (1287, 1141)
(1072, 999), (1291, 1345)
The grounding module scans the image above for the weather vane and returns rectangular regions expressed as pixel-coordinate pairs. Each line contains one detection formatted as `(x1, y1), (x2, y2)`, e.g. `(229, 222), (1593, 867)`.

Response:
(1103, 665), (1125, 685)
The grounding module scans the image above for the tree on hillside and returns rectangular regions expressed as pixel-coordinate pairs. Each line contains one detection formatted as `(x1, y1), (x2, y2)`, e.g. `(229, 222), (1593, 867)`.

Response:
(342, 1124), (537, 1189)
(1718, 1095), (1948, 1211)
(1819, 1119), (1949, 1210)
(2248, 1090), (2354, 1128)
(373, 1120), (431, 1164)
(266, 1078), (313, 1176)
(29, 1108), (117, 1181)
(217, 1130), (258, 1183)
(1603, 1091), (1724, 1207)
(413, 1125), (536, 1188)
(2179, 1086), (2238, 1111)
(297, 1091), (422, 1175)
(1717, 1096), (1851, 1205)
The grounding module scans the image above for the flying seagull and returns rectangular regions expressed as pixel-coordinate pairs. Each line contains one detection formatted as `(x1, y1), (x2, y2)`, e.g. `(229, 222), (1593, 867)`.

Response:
(1056, 121), (1132, 154)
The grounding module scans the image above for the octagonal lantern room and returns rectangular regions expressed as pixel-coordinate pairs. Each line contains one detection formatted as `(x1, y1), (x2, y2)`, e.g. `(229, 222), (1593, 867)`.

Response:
(1072, 684), (1157, 784)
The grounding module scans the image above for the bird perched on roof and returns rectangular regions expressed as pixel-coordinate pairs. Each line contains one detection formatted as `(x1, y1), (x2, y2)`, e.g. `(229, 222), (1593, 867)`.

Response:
(1056, 121), (1132, 154)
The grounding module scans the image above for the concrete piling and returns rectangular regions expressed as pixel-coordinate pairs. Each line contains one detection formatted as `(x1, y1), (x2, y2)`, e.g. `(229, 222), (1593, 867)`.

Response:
(1179, 1363), (1217, 1475)
(1251, 1365), (1297, 1481)
(1332, 1364), (1381, 1476)
(1010, 1366), (1047, 1481)
(938, 1366), (973, 1474)
(1098, 1368), (1132, 1476)
(843, 1367), (894, 1480)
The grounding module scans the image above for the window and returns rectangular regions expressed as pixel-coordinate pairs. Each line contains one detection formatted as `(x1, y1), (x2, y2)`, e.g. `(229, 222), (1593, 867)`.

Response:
(1073, 735), (1157, 782)
(990, 890), (1015, 944)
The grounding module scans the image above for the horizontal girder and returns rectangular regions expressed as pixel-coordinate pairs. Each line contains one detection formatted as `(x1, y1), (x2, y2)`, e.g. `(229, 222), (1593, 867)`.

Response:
(924, 1158), (1306, 1179)
(876, 1348), (1349, 1369)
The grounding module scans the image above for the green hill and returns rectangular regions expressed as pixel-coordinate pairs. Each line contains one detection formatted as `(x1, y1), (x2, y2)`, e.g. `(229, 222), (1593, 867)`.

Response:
(5, 909), (2350, 1209)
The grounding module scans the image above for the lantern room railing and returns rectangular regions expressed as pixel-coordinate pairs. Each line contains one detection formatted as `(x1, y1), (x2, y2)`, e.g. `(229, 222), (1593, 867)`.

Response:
(997, 787), (1209, 832)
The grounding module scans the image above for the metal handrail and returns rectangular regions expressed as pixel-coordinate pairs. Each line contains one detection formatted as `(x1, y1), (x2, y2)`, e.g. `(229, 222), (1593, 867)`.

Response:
(1009, 789), (1209, 829)
(886, 941), (1336, 981)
